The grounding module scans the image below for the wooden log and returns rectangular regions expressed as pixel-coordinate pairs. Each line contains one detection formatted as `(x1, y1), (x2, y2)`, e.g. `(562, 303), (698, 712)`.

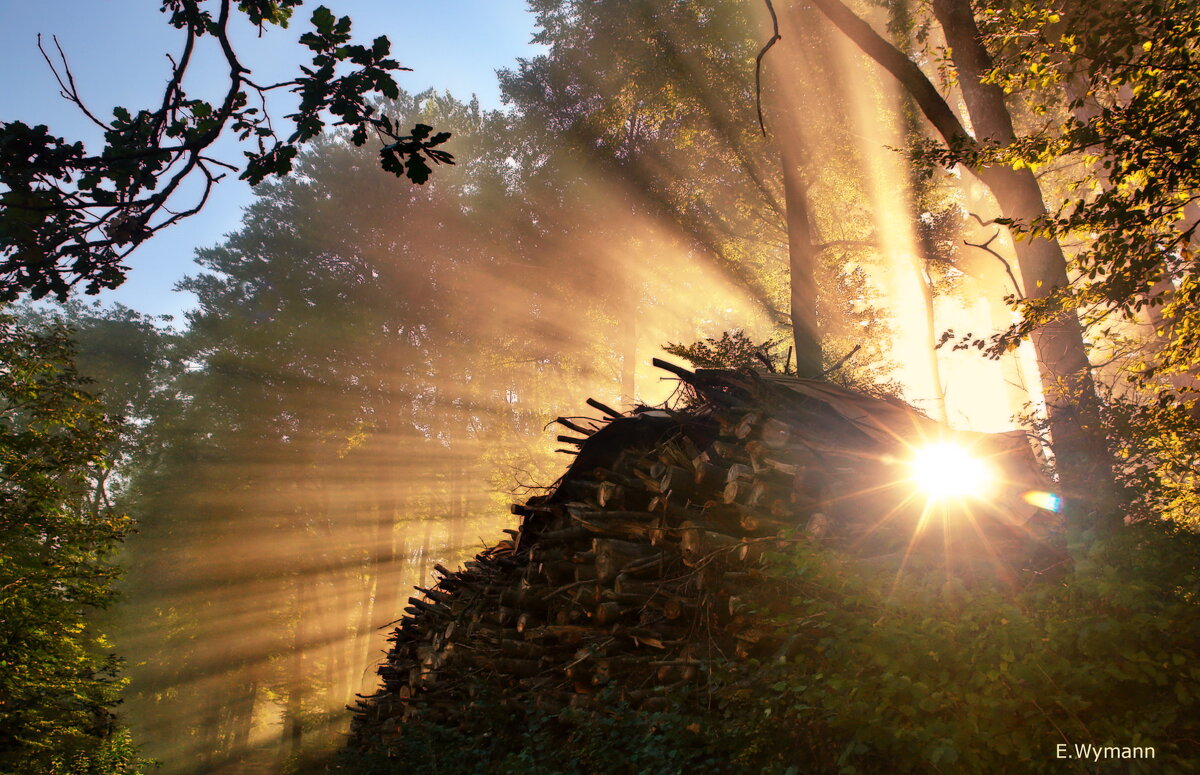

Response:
(709, 440), (749, 462)
(680, 521), (740, 566)
(734, 412), (762, 439)
(500, 588), (549, 613)
(406, 597), (449, 618)
(557, 479), (601, 502)
(538, 525), (593, 544)
(632, 469), (664, 494)
(758, 418), (791, 448)
(537, 559), (578, 585)
(599, 589), (646, 607)
(618, 551), (672, 578)
(613, 573), (661, 597)
(662, 596), (696, 621)
(723, 479), (747, 505)
(598, 481), (625, 509)
(658, 464), (696, 499)
(554, 606), (585, 626)
(530, 545), (571, 563)
(739, 511), (788, 534)
(737, 539), (766, 566)
(555, 417), (596, 436)
(523, 624), (599, 644)
(499, 638), (545, 659)
(693, 460), (723, 492)
(593, 538), (657, 582)
(414, 587), (454, 607)
(726, 463), (755, 485)
(586, 397), (624, 419)
(594, 601), (629, 626)
(763, 457), (799, 476)
(569, 510), (658, 541)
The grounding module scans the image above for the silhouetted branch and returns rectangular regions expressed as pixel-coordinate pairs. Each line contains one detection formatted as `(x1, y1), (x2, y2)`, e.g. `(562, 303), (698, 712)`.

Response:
(964, 231), (1024, 299)
(820, 344), (862, 376)
(755, 0), (782, 136)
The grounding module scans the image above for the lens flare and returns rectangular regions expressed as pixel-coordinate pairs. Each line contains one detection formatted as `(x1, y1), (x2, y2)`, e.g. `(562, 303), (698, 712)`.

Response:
(909, 442), (993, 500)
(1022, 490), (1063, 513)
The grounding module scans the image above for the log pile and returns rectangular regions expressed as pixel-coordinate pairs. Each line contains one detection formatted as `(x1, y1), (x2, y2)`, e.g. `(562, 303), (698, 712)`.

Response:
(346, 363), (1056, 749)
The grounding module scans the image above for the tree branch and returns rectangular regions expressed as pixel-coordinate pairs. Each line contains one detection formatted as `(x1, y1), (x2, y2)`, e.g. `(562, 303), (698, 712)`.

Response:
(803, 0), (974, 148)
(755, 0), (782, 136)
(964, 230), (1024, 299)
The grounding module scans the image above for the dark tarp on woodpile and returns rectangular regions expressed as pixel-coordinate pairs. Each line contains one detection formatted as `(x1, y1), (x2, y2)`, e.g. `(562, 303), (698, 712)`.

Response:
(345, 363), (1061, 749)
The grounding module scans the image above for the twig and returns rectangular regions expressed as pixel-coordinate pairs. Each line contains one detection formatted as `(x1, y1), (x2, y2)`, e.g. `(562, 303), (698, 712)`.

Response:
(39, 35), (109, 130)
(964, 230), (1025, 299)
(820, 344), (862, 376)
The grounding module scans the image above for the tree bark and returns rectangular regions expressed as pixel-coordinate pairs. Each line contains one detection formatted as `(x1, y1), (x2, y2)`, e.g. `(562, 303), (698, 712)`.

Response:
(781, 150), (824, 377)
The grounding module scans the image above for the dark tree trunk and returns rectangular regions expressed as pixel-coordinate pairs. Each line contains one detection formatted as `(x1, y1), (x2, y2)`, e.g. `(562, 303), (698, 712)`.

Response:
(930, 0), (1117, 534)
(808, 0), (1121, 537)
(781, 152), (824, 378)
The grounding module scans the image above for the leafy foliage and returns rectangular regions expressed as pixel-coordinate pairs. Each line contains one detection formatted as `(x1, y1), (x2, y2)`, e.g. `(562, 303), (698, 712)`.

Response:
(722, 526), (1200, 773)
(0, 313), (143, 774)
(664, 330), (787, 372)
(0, 0), (453, 302)
(923, 0), (1200, 385)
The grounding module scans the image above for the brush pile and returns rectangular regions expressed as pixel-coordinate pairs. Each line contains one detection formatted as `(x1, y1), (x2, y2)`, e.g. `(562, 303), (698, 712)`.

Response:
(346, 362), (1056, 751)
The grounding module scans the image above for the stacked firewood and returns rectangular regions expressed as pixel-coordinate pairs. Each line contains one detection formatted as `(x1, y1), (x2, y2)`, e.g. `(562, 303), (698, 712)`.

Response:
(346, 363), (1052, 749)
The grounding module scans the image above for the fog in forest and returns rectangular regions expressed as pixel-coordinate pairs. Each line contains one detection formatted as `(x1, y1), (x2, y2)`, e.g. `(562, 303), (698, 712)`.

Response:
(13, 1), (1166, 772)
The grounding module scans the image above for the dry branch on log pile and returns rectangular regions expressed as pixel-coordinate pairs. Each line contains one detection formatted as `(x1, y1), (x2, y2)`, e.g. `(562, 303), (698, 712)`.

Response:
(346, 363), (1060, 748)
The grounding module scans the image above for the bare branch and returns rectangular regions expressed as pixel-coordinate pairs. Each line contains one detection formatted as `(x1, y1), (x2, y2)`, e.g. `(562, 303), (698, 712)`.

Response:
(964, 230), (1024, 299)
(755, 0), (782, 137)
(38, 35), (109, 131)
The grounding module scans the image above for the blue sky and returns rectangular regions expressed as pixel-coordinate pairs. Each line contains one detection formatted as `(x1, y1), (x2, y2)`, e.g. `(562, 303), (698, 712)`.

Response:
(0, 1), (543, 319)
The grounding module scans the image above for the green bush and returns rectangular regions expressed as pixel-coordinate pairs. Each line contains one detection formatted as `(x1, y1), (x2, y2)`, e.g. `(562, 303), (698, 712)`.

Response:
(725, 522), (1200, 773)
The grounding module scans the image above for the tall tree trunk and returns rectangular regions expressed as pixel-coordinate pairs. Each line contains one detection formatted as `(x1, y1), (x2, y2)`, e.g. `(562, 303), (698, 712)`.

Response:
(282, 579), (305, 763)
(929, 0), (1116, 533)
(781, 149), (823, 377)
(417, 517), (433, 588)
(807, 0), (1120, 537)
